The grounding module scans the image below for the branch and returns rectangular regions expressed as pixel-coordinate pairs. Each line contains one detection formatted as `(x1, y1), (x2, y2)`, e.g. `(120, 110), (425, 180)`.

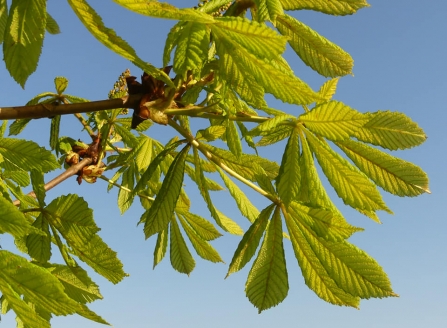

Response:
(13, 157), (93, 206)
(0, 94), (142, 120)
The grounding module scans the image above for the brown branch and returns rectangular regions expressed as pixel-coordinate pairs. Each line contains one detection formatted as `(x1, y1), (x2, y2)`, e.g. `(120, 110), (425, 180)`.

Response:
(13, 157), (93, 206)
(0, 94), (142, 120)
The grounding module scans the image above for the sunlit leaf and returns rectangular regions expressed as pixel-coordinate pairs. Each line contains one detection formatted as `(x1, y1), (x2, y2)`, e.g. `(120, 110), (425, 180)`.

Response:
(153, 226), (169, 268)
(226, 120), (243, 158)
(0, 0), (7, 45)
(170, 216), (195, 275)
(45, 12), (60, 35)
(253, 0), (284, 23)
(317, 77), (339, 103)
(26, 214), (51, 263)
(180, 212), (222, 241)
(279, 0), (369, 15)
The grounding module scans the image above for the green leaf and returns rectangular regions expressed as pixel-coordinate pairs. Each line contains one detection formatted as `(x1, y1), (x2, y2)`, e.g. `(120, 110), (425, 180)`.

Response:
(276, 14), (353, 77)
(317, 77), (340, 103)
(305, 130), (391, 216)
(54, 76), (68, 94)
(170, 216), (195, 275)
(0, 196), (34, 237)
(117, 164), (135, 214)
(253, 0), (284, 23)
(289, 201), (362, 241)
(30, 170), (46, 207)
(0, 138), (59, 173)
(215, 208), (244, 236)
(300, 101), (369, 140)
(163, 21), (185, 67)
(2, 170), (30, 187)
(130, 135), (153, 172)
(49, 115), (61, 152)
(45, 194), (127, 284)
(284, 208), (360, 307)
(276, 129), (300, 206)
(143, 144), (190, 238)
(113, 0), (214, 22)
(249, 114), (295, 137)
(217, 167), (260, 223)
(226, 120), (243, 158)
(293, 215), (396, 299)
(153, 227), (169, 268)
(196, 125), (227, 142)
(215, 17), (286, 60)
(46, 264), (102, 304)
(279, 0), (369, 15)
(26, 214), (51, 263)
(257, 124), (294, 147)
(45, 12), (60, 34)
(0, 0), (7, 45)
(227, 204), (275, 277)
(245, 206), (289, 313)
(3, 0), (47, 87)
(67, 0), (173, 87)
(352, 110), (427, 150)
(173, 22), (210, 75)
(178, 215), (223, 263)
(336, 139), (430, 196)
(180, 212), (222, 241)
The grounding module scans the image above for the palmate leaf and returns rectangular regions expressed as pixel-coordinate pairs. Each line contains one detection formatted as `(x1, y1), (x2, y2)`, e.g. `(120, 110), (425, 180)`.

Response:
(284, 208), (360, 307)
(276, 128), (300, 206)
(253, 0), (284, 23)
(299, 101), (369, 141)
(170, 216), (195, 275)
(0, 138), (59, 173)
(216, 167), (260, 223)
(279, 0), (369, 15)
(143, 144), (191, 238)
(113, 0), (214, 23)
(304, 129), (391, 216)
(276, 14), (353, 77)
(173, 22), (210, 75)
(245, 206), (289, 313)
(45, 194), (126, 284)
(336, 139), (430, 196)
(227, 204), (275, 277)
(67, 0), (173, 87)
(292, 215), (396, 299)
(3, 0), (47, 87)
(178, 215), (223, 263)
(352, 110), (427, 150)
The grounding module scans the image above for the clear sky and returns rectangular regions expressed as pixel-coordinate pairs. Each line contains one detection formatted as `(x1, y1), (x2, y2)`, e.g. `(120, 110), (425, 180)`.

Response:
(1, 1), (446, 327)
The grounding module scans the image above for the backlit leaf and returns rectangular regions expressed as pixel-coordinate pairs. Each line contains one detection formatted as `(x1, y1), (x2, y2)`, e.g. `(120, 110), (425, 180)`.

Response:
(0, 196), (34, 237)
(317, 77), (339, 103)
(0, 0), (7, 45)
(153, 226), (169, 268)
(54, 76), (68, 94)
(26, 214), (51, 263)
(253, 0), (284, 23)
(180, 212), (222, 241)
(170, 216), (195, 275)
(226, 120), (243, 158)
(45, 12), (60, 35)
(279, 0), (369, 15)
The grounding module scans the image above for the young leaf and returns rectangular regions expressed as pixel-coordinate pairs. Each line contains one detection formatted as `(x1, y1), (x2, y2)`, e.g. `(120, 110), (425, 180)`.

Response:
(279, 0), (369, 15)
(143, 144), (191, 238)
(153, 226), (169, 269)
(0, 138), (59, 173)
(3, 0), (47, 87)
(0, 0), (7, 45)
(67, 0), (173, 87)
(226, 120), (243, 158)
(117, 163), (135, 214)
(253, 0), (284, 23)
(336, 139), (430, 196)
(170, 216), (195, 275)
(54, 76), (68, 94)
(26, 214), (52, 263)
(276, 128), (300, 206)
(299, 101), (369, 141)
(163, 21), (185, 67)
(227, 204), (275, 277)
(317, 77), (340, 103)
(45, 194), (127, 284)
(178, 215), (223, 263)
(30, 170), (46, 207)
(245, 206), (289, 313)
(257, 124), (294, 147)
(45, 12), (60, 35)
(284, 207), (360, 307)
(277, 14), (353, 77)
(305, 130), (391, 215)
(173, 22), (210, 75)
(1, 170), (30, 187)
(216, 167), (260, 223)
(352, 110), (427, 150)
(248, 114), (295, 137)
(180, 212), (222, 241)
(49, 115), (61, 153)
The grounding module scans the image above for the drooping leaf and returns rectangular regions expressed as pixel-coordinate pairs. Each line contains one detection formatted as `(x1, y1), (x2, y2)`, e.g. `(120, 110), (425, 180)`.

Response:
(284, 208), (360, 307)
(49, 115), (61, 153)
(30, 170), (46, 207)
(45, 12), (60, 34)
(0, 138), (59, 173)
(299, 101), (369, 141)
(178, 215), (223, 263)
(305, 129), (391, 216)
(153, 226), (169, 268)
(180, 212), (222, 241)
(26, 214), (52, 263)
(0, 196), (34, 238)
(226, 120), (243, 158)
(3, 0), (47, 87)
(352, 110), (427, 150)
(170, 216), (195, 275)
(173, 22), (210, 75)
(143, 144), (191, 238)
(279, 0), (369, 15)
(217, 167), (260, 223)
(227, 204), (275, 277)
(253, 0), (284, 23)
(67, 0), (173, 87)
(45, 194), (127, 284)
(245, 206), (289, 313)
(0, 0), (7, 45)
(8, 119), (32, 136)
(276, 14), (353, 77)
(117, 164), (135, 214)
(336, 139), (430, 196)
(163, 21), (185, 67)
(276, 128), (300, 206)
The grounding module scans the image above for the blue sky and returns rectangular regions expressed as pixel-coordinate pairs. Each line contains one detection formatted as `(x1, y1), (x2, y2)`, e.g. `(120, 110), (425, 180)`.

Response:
(1, 1), (446, 327)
